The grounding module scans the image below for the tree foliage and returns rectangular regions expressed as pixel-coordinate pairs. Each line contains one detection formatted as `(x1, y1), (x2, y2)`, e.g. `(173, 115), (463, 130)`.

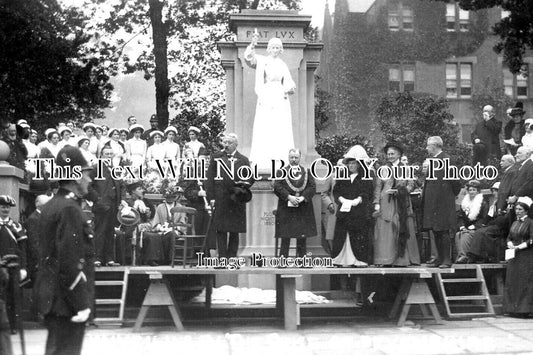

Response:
(430, 0), (533, 73)
(75, 0), (300, 133)
(375, 92), (470, 166)
(316, 135), (375, 165)
(0, 0), (113, 130)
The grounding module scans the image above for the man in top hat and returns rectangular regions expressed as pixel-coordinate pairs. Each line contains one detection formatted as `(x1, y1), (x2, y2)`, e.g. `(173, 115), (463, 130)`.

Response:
(87, 146), (125, 267)
(36, 146), (94, 355)
(471, 105), (502, 166)
(504, 102), (527, 155)
(205, 133), (253, 259)
(422, 136), (461, 268)
(0, 195), (28, 333)
(273, 149), (316, 258)
(142, 114), (159, 146)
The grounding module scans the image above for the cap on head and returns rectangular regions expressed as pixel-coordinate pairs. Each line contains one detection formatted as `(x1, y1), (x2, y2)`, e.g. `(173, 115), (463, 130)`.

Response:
(0, 195), (16, 207)
(56, 146), (91, 173)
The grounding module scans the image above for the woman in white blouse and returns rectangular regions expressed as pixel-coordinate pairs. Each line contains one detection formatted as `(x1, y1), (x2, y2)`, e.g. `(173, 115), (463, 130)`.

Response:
(102, 128), (126, 167)
(126, 124), (147, 167)
(58, 126), (74, 148)
(163, 126), (181, 161)
(146, 130), (166, 169)
(82, 123), (99, 156)
(78, 137), (97, 166)
(183, 126), (205, 159)
(40, 131), (61, 159)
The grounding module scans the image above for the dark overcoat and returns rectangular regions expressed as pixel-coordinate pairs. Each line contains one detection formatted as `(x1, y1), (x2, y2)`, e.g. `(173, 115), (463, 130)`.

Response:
(422, 151), (459, 231)
(206, 151), (253, 233)
(509, 159), (533, 198)
(471, 118), (502, 157)
(274, 166), (317, 239)
(497, 164), (519, 212)
(333, 174), (373, 232)
(36, 188), (94, 318)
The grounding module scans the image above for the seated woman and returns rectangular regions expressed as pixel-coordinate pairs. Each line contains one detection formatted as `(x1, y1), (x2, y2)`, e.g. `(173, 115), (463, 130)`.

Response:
(468, 182), (510, 263)
(454, 180), (488, 263)
(503, 197), (533, 317)
(147, 186), (187, 266)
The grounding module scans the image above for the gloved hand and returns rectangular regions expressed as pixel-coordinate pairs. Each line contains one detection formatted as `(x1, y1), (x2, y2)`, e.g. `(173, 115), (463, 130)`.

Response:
(71, 308), (91, 323)
(507, 241), (515, 249)
(19, 269), (27, 281)
(516, 242), (528, 250)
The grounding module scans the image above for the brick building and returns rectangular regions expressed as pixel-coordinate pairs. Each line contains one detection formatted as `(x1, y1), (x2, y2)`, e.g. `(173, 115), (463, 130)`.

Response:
(318, 0), (532, 143)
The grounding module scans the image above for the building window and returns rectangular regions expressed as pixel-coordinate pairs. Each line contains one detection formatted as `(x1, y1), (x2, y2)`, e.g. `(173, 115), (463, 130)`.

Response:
(389, 63), (415, 92)
(388, 2), (414, 31)
(446, 3), (470, 32)
(446, 62), (472, 98)
(504, 64), (529, 99)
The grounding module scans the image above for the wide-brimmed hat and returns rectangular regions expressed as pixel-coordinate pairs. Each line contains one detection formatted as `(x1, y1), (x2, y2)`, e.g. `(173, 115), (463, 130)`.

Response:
(149, 130), (164, 138)
(107, 128), (120, 137)
(129, 124), (144, 134)
(16, 119), (30, 129)
(117, 207), (140, 226)
(82, 123), (96, 131)
(45, 128), (57, 137)
(188, 126), (200, 134)
(343, 145), (369, 164)
(517, 196), (533, 208)
(77, 137), (89, 147)
(58, 126), (72, 136)
(383, 141), (404, 156)
(466, 180), (481, 189)
(229, 182), (252, 203)
(125, 181), (142, 193)
(165, 126), (177, 135)
(510, 101), (526, 116)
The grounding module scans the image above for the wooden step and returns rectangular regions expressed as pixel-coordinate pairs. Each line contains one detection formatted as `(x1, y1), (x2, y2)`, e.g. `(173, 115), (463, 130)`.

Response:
(442, 278), (481, 283)
(446, 295), (488, 301)
(93, 317), (123, 323)
(448, 313), (495, 318)
(95, 299), (122, 305)
(95, 280), (125, 286)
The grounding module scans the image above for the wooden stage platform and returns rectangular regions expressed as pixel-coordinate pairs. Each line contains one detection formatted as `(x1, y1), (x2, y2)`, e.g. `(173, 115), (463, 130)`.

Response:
(96, 265), (482, 331)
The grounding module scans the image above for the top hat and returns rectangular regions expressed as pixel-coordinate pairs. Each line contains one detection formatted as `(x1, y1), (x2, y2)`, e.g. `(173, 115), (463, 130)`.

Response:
(510, 101), (526, 116)
(229, 181), (252, 203)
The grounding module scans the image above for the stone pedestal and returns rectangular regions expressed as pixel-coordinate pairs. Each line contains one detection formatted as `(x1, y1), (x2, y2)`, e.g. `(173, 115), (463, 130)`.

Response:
(217, 10), (326, 290)
(0, 163), (24, 221)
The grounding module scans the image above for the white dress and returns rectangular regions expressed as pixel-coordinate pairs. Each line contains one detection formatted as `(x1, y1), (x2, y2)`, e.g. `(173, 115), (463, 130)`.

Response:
(88, 136), (99, 155)
(245, 45), (296, 170)
(127, 138), (147, 167)
(163, 140), (180, 161)
(146, 143), (166, 169)
(184, 140), (204, 158)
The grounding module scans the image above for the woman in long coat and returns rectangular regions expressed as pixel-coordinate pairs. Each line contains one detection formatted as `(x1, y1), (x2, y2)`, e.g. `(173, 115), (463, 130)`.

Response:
(503, 197), (533, 316)
(373, 143), (420, 266)
(332, 157), (373, 265)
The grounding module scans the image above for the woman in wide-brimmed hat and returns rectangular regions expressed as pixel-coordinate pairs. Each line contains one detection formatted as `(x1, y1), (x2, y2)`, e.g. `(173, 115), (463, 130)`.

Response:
(373, 142), (420, 266)
(183, 126), (205, 159)
(101, 128), (126, 166)
(454, 179), (488, 263)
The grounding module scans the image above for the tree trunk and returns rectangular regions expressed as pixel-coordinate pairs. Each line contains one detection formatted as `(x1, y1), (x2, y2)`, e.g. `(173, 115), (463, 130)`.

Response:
(149, 0), (169, 129)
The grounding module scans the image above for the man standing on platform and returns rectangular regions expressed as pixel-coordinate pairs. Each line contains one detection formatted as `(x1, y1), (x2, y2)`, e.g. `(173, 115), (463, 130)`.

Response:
(206, 133), (253, 259)
(422, 136), (460, 268)
(471, 105), (502, 166)
(87, 146), (124, 267)
(273, 149), (316, 257)
(37, 146), (94, 355)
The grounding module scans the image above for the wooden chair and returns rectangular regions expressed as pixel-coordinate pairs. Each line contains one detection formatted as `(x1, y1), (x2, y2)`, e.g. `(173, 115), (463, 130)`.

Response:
(170, 206), (206, 267)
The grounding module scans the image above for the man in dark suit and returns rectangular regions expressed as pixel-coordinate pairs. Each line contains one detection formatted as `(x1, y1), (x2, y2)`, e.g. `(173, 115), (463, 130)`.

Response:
(422, 136), (460, 268)
(471, 105), (502, 166)
(87, 146), (124, 266)
(273, 149), (316, 257)
(205, 133), (253, 259)
(507, 146), (533, 216)
(496, 154), (518, 213)
(37, 146), (94, 355)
